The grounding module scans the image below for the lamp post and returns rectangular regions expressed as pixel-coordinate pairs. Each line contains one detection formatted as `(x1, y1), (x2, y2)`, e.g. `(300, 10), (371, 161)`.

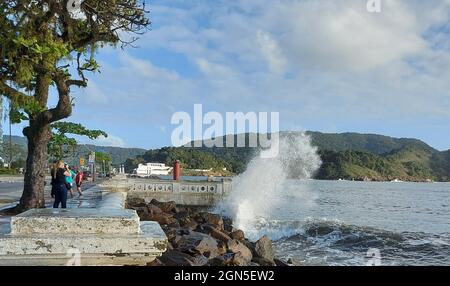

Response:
(9, 116), (11, 169)
(0, 96), (3, 167)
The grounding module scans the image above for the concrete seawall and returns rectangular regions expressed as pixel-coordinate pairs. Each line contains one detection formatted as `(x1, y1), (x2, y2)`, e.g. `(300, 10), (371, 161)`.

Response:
(101, 176), (233, 207)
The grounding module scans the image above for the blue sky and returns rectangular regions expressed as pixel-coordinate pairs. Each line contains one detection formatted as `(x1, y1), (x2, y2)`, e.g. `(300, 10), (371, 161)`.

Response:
(5, 0), (450, 150)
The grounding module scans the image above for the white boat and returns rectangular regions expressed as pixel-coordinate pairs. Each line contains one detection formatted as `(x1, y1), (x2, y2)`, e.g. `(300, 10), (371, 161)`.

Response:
(133, 163), (173, 177)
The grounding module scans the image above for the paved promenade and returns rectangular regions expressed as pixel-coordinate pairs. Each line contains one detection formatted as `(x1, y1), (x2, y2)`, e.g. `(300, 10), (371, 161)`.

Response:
(0, 177), (167, 266)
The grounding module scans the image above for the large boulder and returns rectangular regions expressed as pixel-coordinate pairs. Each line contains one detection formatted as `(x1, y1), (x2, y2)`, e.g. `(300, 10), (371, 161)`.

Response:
(148, 213), (177, 225)
(146, 258), (164, 266)
(207, 253), (234, 266)
(132, 206), (149, 220)
(164, 228), (178, 242)
(207, 256), (226, 266)
(242, 239), (256, 256)
(254, 235), (274, 261)
(158, 250), (195, 266)
(147, 204), (163, 215)
(127, 197), (146, 207)
(230, 229), (245, 241)
(217, 241), (227, 255)
(172, 206), (185, 214)
(180, 218), (198, 231)
(232, 252), (252, 266)
(203, 224), (231, 242)
(174, 211), (190, 220)
(185, 220), (199, 231)
(252, 257), (276, 266)
(227, 239), (252, 265)
(167, 221), (181, 229)
(223, 217), (234, 232)
(171, 234), (184, 248)
(191, 255), (209, 266)
(177, 231), (219, 258)
(196, 212), (224, 230)
(150, 199), (177, 213)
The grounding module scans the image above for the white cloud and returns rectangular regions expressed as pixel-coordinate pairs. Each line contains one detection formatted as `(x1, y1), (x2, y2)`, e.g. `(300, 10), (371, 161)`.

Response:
(77, 80), (108, 105)
(119, 53), (180, 81)
(278, 0), (427, 72)
(146, 0), (450, 115)
(195, 58), (231, 76)
(89, 135), (127, 148)
(256, 30), (287, 74)
(67, 0), (450, 150)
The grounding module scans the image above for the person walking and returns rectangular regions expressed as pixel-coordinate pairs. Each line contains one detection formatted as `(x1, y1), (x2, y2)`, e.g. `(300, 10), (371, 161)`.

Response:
(50, 160), (58, 199)
(53, 160), (71, 209)
(65, 164), (76, 198)
(75, 169), (84, 197)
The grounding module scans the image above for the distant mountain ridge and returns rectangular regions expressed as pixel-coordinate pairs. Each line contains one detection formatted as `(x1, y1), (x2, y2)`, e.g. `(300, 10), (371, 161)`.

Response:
(190, 131), (440, 153)
(66, 144), (146, 166)
(1, 135), (146, 165)
(304, 131), (437, 154)
(2, 135), (27, 146)
(4, 132), (450, 181)
(182, 131), (450, 181)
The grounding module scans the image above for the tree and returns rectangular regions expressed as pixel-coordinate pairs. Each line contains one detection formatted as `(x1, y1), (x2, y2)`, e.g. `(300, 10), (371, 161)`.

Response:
(1, 140), (27, 168)
(48, 122), (107, 160)
(0, 1), (150, 210)
(95, 151), (111, 174)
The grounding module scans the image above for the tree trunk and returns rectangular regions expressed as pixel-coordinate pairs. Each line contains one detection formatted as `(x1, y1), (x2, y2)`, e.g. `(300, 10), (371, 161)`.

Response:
(16, 70), (71, 211)
(18, 124), (52, 210)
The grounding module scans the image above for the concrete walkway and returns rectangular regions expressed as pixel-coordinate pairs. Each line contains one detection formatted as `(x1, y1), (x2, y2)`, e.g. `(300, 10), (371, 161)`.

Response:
(0, 181), (168, 266)
(0, 185), (103, 240)
(0, 175), (26, 183)
(0, 181), (100, 208)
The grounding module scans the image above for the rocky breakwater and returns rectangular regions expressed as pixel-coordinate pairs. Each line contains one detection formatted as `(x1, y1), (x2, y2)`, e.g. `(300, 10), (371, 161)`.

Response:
(128, 198), (290, 266)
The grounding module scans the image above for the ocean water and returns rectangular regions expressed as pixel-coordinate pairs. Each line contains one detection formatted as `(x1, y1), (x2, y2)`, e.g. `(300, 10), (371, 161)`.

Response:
(258, 180), (450, 266)
(210, 133), (449, 266)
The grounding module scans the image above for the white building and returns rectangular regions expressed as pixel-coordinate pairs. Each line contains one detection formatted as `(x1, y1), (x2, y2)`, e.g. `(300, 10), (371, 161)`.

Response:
(133, 163), (173, 177)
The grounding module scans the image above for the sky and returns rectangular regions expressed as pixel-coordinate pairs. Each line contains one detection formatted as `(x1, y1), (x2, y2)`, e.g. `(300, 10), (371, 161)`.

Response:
(4, 0), (450, 150)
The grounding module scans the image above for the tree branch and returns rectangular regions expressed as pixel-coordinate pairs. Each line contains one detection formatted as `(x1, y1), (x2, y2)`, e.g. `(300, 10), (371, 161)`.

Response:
(0, 82), (32, 105)
(66, 79), (88, 88)
(40, 72), (73, 124)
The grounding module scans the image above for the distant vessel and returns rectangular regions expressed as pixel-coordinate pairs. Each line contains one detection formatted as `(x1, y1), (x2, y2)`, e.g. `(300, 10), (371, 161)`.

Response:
(133, 163), (173, 177)
(390, 178), (403, 183)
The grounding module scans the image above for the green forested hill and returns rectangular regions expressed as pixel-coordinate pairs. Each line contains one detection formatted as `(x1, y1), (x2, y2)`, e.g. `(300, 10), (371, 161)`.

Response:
(305, 131), (435, 155)
(124, 147), (233, 175)
(181, 132), (450, 181)
(64, 145), (146, 166)
(316, 147), (444, 181)
(5, 132), (450, 181)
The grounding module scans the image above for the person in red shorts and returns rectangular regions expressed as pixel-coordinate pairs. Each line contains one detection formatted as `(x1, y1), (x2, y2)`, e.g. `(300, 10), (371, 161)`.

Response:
(75, 169), (84, 197)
